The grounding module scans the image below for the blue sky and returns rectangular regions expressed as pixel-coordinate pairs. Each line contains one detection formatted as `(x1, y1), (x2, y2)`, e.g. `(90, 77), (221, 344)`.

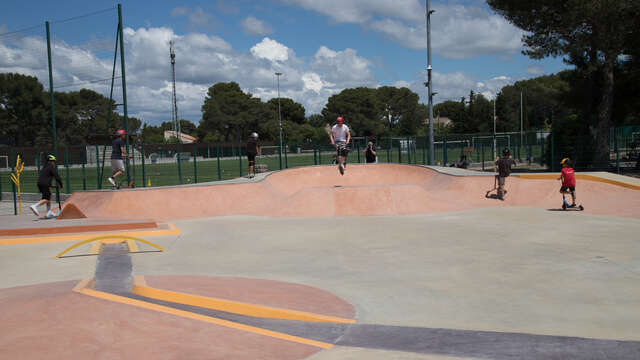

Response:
(1, 0), (569, 125)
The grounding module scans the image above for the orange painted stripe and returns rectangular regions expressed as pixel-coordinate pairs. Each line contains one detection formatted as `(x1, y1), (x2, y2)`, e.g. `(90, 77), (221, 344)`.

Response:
(0, 221), (157, 237)
(517, 173), (640, 190)
(0, 223), (180, 246)
(75, 287), (333, 349)
(131, 282), (355, 324)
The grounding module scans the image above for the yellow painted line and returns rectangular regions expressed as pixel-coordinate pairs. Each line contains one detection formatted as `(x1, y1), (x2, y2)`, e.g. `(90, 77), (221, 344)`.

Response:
(56, 235), (164, 258)
(133, 275), (147, 287)
(0, 223), (180, 246)
(89, 241), (102, 255)
(75, 287), (333, 349)
(126, 239), (139, 252)
(72, 277), (94, 292)
(131, 282), (355, 324)
(517, 173), (640, 190)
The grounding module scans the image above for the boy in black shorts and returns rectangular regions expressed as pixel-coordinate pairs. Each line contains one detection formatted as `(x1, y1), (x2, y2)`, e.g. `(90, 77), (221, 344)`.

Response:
(30, 154), (63, 218)
(494, 148), (516, 200)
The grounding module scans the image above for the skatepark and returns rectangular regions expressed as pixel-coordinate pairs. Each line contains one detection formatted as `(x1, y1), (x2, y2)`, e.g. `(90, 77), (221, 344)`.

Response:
(1, 164), (640, 359)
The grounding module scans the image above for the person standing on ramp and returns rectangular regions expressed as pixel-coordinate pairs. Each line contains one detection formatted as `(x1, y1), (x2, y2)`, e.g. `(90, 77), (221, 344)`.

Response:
(329, 116), (351, 175)
(108, 129), (131, 188)
(494, 148), (516, 200)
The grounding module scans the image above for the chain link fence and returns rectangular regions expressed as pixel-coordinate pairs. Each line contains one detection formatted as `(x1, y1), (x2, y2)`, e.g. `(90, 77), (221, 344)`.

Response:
(2, 128), (638, 215)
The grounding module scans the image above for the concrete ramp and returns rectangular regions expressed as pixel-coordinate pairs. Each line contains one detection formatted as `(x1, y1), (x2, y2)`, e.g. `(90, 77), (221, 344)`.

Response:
(59, 164), (640, 220)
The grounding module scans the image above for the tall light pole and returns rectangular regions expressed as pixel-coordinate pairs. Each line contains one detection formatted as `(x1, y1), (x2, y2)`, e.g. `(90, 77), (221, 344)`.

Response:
(425, 0), (435, 165)
(493, 97), (497, 161)
(275, 72), (283, 169)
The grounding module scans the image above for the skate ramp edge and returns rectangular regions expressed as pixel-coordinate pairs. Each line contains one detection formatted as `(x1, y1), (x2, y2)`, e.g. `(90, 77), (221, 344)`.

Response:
(58, 202), (88, 219)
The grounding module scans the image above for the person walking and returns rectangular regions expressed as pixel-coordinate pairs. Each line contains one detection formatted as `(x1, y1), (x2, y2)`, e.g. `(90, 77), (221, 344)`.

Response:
(108, 129), (131, 188)
(30, 154), (63, 218)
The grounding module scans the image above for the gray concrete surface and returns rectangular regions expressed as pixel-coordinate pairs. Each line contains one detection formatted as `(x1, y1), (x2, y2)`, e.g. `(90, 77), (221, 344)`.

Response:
(1, 207), (639, 359)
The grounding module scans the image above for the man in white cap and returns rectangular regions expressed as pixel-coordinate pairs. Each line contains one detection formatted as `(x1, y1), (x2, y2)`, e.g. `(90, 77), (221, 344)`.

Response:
(329, 116), (351, 175)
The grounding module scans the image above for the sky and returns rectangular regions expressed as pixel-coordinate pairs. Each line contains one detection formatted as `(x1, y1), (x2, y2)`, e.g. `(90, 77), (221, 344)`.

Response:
(0, 0), (569, 126)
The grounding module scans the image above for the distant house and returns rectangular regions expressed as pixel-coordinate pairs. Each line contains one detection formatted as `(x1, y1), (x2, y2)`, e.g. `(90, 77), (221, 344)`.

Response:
(424, 116), (452, 127)
(164, 130), (198, 144)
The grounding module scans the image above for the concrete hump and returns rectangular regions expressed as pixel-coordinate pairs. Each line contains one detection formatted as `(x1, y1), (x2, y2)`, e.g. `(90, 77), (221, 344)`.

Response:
(58, 203), (88, 219)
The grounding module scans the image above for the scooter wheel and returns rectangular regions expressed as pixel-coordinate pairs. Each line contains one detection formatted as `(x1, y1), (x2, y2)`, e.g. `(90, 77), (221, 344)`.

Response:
(579, 205), (584, 211)
(562, 203), (567, 210)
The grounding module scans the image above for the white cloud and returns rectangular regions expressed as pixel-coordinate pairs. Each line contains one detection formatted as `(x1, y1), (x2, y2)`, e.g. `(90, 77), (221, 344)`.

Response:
(401, 70), (516, 105)
(280, 0), (524, 59)
(241, 16), (274, 36)
(251, 37), (290, 62)
(0, 27), (380, 122)
(302, 72), (323, 93)
(170, 6), (217, 31)
(280, 0), (424, 23)
(525, 65), (545, 76)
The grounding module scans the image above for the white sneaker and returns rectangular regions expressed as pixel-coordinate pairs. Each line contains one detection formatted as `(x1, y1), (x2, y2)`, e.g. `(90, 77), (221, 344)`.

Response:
(108, 177), (116, 186)
(30, 204), (40, 216)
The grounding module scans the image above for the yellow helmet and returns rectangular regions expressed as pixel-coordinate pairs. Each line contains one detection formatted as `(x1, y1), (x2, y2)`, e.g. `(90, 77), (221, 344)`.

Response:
(560, 158), (570, 165)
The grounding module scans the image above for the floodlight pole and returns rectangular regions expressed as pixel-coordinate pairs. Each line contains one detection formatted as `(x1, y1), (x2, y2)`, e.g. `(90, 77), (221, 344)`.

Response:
(45, 21), (56, 158)
(275, 72), (283, 170)
(425, 0), (435, 165)
(117, 3), (130, 183)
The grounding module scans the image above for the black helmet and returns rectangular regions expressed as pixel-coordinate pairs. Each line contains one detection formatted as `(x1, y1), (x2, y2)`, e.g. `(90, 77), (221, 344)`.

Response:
(502, 148), (510, 156)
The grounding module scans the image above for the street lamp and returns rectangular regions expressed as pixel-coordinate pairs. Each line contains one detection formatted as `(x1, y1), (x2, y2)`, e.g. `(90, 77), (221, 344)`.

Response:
(275, 72), (283, 169)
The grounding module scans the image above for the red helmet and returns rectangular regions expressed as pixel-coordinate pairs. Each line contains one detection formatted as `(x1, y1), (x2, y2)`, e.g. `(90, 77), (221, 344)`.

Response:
(336, 116), (344, 124)
(116, 129), (126, 136)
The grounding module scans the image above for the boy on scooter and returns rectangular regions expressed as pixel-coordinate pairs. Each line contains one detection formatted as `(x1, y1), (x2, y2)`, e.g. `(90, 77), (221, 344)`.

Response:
(558, 158), (577, 207)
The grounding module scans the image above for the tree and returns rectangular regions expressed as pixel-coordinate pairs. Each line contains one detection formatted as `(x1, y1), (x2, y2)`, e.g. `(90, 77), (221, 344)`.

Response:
(376, 86), (424, 136)
(267, 98), (306, 125)
(200, 82), (269, 141)
(322, 87), (385, 138)
(488, 0), (640, 166)
(0, 73), (47, 146)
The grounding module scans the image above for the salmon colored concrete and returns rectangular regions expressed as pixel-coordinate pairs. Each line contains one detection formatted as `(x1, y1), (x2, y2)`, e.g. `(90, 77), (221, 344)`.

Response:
(0, 277), (355, 360)
(59, 164), (640, 220)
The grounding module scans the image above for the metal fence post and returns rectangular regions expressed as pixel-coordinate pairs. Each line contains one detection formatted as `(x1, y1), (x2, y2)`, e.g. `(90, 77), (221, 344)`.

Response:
(238, 144), (243, 177)
(550, 133), (555, 172)
(0, 171), (2, 201)
(177, 144), (183, 185)
(216, 142), (222, 180)
(387, 137), (391, 163)
(36, 149), (41, 176)
(64, 144), (70, 193)
(614, 129), (619, 173)
(95, 145), (101, 189)
(193, 143), (198, 183)
(313, 142), (318, 165)
(284, 143), (288, 168)
(81, 149), (86, 190)
(141, 143), (146, 187)
(443, 135), (448, 166)
(357, 142), (361, 163)
(481, 143), (485, 171)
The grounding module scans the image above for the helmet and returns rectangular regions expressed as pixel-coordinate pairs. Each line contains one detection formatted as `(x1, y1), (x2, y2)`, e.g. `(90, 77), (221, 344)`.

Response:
(116, 129), (126, 136)
(336, 116), (344, 124)
(502, 148), (510, 156)
(250, 132), (258, 139)
(47, 154), (56, 161)
(560, 158), (570, 165)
